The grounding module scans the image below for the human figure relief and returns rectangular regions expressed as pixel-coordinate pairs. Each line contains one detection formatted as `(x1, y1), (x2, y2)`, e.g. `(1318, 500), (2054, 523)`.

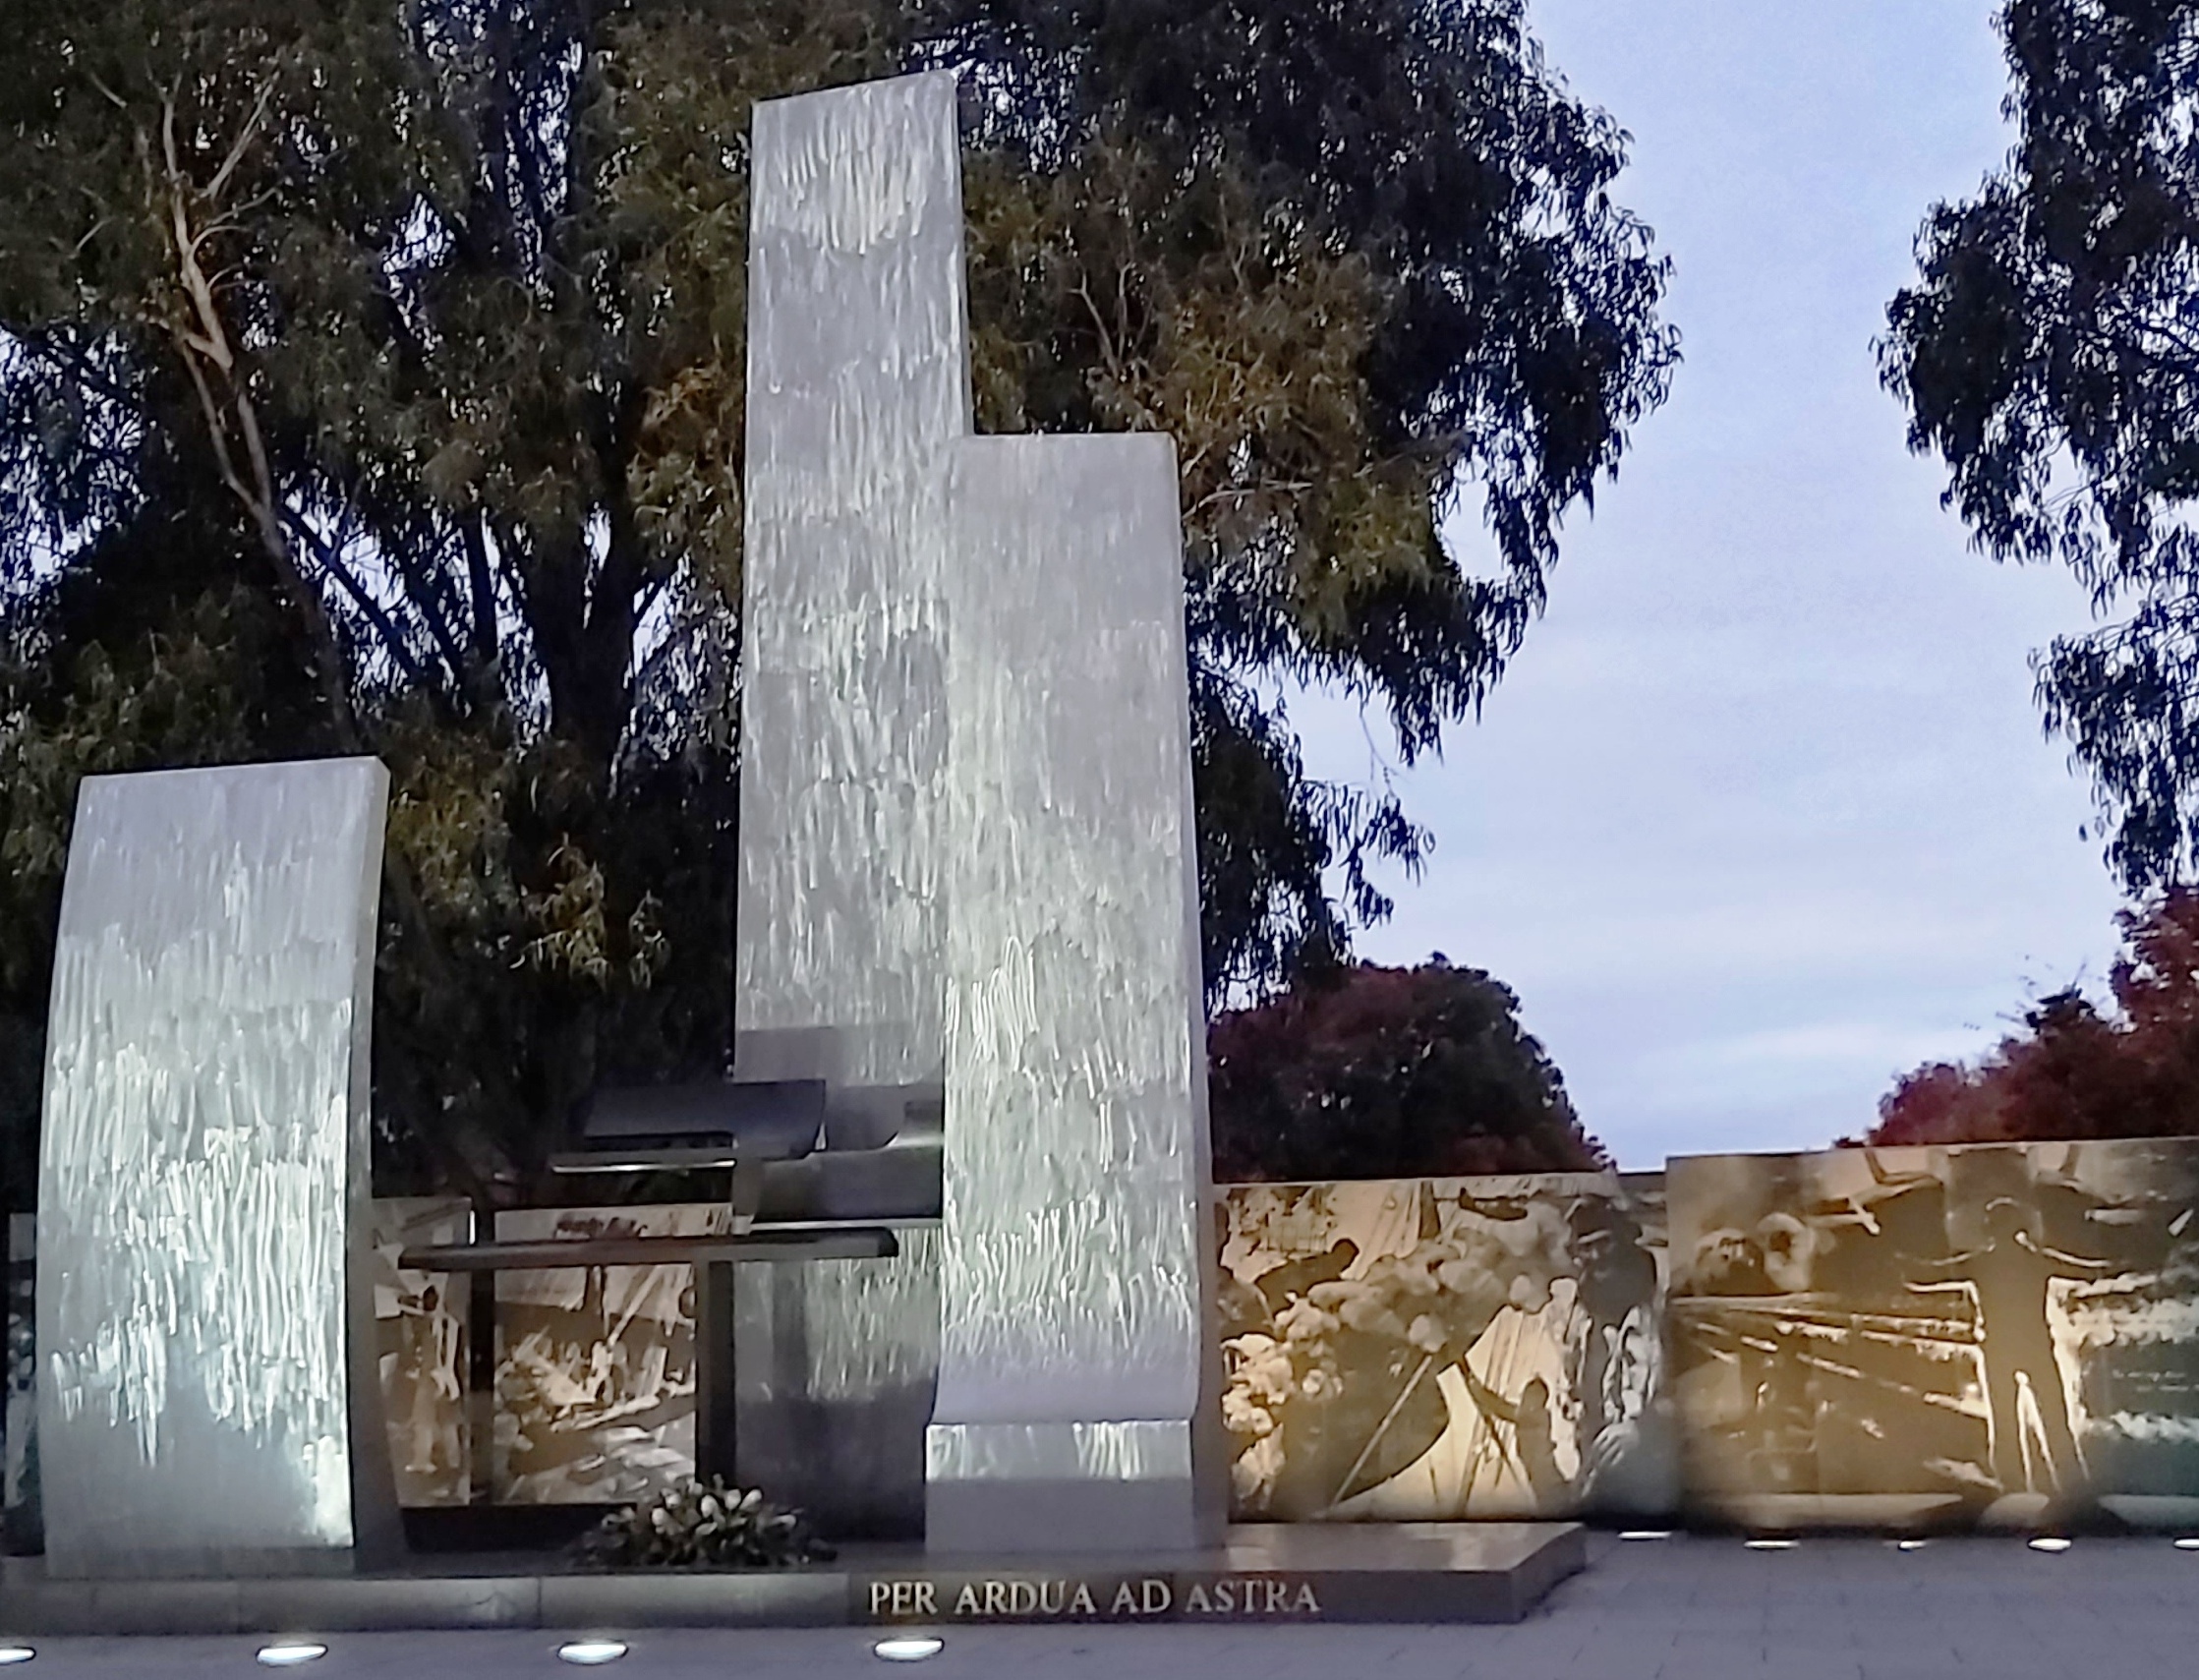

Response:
(1909, 1195), (2118, 1496)
(1458, 1364), (1566, 1514)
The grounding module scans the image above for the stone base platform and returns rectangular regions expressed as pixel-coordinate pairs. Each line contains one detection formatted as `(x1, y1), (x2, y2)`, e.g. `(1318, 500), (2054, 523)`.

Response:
(0, 1523), (1584, 1636)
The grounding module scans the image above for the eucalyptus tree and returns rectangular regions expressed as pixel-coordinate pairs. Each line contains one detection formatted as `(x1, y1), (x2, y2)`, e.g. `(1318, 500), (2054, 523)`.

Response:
(1882, 0), (2199, 890)
(0, 0), (1674, 1201)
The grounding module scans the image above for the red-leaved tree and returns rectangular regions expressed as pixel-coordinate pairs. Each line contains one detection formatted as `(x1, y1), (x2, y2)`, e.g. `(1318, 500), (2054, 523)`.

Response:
(1208, 958), (1609, 1182)
(1867, 891), (2199, 1146)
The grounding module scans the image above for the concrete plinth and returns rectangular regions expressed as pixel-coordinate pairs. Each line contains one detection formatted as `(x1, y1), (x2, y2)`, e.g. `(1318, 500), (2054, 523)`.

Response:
(0, 1523), (1586, 1634)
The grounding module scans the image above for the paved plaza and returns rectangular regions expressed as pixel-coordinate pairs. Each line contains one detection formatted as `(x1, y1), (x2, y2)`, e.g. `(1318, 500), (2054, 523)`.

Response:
(7, 1532), (2197, 1679)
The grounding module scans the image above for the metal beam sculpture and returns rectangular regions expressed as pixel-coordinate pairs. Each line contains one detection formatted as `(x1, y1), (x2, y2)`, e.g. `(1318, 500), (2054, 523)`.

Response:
(36, 760), (396, 1578)
(738, 73), (1221, 1553)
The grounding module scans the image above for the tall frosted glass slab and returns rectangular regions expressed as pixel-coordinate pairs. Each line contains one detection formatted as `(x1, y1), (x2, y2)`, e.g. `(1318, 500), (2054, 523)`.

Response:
(927, 435), (1223, 1552)
(35, 759), (396, 1578)
(737, 71), (970, 1089)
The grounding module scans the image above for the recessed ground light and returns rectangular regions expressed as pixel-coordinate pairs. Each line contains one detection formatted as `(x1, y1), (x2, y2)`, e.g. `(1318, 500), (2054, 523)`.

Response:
(873, 1636), (946, 1662)
(0, 1647), (31, 1666)
(2028, 1536), (2073, 1553)
(1618, 1530), (1672, 1540)
(1744, 1537), (1798, 1550)
(254, 1645), (327, 1668)
(1895, 1538), (1930, 1551)
(556, 1641), (630, 1666)
(2176, 1536), (2199, 1550)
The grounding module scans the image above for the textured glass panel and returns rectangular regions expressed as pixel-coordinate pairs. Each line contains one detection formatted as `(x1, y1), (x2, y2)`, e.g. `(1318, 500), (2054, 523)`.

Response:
(367, 1197), (473, 1508)
(1667, 1138), (2199, 1530)
(738, 73), (1219, 1550)
(491, 1204), (729, 1504)
(1217, 1174), (1674, 1523)
(736, 71), (969, 1090)
(35, 760), (389, 1577)
(925, 1419), (1195, 1482)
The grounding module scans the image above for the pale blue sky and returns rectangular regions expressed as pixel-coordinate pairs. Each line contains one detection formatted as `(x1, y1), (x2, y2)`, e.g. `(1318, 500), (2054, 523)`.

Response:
(1293, 0), (2127, 1166)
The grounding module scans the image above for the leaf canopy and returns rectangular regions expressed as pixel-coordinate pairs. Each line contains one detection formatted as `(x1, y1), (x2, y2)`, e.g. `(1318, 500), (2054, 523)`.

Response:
(1882, 0), (2199, 889)
(0, 0), (1671, 1200)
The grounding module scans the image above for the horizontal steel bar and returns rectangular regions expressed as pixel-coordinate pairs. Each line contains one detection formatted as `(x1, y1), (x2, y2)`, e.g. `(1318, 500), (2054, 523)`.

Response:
(547, 1149), (747, 1174)
(396, 1229), (899, 1272)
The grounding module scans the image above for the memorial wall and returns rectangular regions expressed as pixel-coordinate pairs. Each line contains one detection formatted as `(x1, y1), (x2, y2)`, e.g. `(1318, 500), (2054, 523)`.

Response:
(9, 61), (2198, 1580)
(1668, 1138), (2199, 1530)
(1217, 1174), (1674, 1523)
(368, 1198), (472, 1508)
(491, 1205), (729, 1505)
(10, 1141), (2199, 1535)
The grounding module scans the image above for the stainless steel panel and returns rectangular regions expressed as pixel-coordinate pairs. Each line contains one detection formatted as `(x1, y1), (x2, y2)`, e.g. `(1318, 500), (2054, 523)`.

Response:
(925, 1419), (1195, 1481)
(752, 1103), (943, 1225)
(34, 760), (395, 1578)
(736, 71), (970, 1091)
(734, 1225), (941, 1537)
(928, 434), (1222, 1551)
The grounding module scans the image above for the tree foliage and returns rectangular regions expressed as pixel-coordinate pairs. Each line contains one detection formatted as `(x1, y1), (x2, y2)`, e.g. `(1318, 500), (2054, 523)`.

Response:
(1208, 958), (1607, 1182)
(1866, 891), (2199, 1146)
(1881, 0), (2199, 888)
(942, 0), (1678, 982)
(0, 0), (1673, 1205)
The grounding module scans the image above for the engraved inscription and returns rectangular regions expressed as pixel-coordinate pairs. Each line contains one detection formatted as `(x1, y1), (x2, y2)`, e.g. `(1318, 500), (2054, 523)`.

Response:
(858, 1573), (1323, 1623)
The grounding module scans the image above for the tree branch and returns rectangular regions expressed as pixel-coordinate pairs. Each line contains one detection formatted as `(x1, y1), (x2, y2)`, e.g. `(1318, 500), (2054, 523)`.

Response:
(154, 87), (364, 754)
(21, 333), (139, 417)
(278, 505), (442, 697)
(379, 523), (477, 699)
(1071, 272), (1124, 381)
(204, 74), (280, 205)
(462, 511), (502, 670)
